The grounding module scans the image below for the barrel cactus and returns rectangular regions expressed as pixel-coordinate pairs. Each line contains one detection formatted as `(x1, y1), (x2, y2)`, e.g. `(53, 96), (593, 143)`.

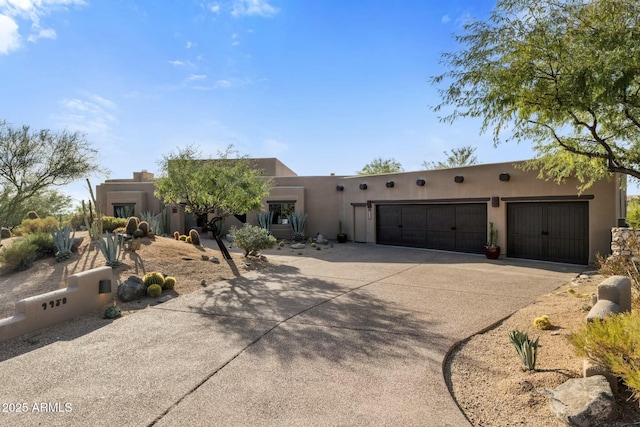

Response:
(174, 231), (180, 240)
(138, 221), (149, 237)
(146, 284), (162, 298)
(143, 271), (165, 287)
(189, 229), (201, 245)
(125, 217), (140, 235)
(163, 276), (176, 290)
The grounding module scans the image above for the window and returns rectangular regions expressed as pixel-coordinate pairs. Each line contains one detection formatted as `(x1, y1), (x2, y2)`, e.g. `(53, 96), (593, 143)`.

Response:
(113, 204), (135, 218)
(269, 202), (295, 224)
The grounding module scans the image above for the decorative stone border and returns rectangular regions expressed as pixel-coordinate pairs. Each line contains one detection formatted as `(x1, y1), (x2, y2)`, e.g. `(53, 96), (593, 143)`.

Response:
(0, 267), (114, 343)
(610, 227), (640, 257)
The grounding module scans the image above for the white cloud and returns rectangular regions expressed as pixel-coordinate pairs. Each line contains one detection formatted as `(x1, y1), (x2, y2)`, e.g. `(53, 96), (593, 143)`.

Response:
(263, 138), (287, 156)
(169, 59), (184, 66)
(0, 0), (85, 53)
(231, 0), (277, 17)
(187, 74), (207, 81)
(27, 26), (55, 42)
(55, 92), (117, 137)
(0, 14), (20, 53)
(185, 40), (195, 49)
(441, 14), (450, 24)
(208, 2), (220, 14)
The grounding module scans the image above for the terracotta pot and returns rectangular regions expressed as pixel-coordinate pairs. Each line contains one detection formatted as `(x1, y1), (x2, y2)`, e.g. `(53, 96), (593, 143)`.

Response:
(484, 246), (501, 259)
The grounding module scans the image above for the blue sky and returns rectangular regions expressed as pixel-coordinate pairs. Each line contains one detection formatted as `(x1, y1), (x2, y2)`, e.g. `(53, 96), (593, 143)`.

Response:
(2, 0), (614, 205)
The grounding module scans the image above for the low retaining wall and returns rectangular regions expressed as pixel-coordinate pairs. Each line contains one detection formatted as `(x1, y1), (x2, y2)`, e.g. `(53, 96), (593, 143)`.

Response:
(0, 266), (114, 343)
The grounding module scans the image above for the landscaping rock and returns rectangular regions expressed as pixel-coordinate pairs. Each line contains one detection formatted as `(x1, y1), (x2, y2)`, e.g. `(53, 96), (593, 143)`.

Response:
(156, 295), (172, 304)
(209, 256), (219, 263)
(291, 243), (305, 249)
(548, 375), (617, 427)
(1, 227), (11, 238)
(117, 276), (146, 302)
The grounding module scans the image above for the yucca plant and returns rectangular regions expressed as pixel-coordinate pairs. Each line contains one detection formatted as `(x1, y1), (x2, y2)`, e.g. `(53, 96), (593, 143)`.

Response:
(509, 330), (539, 371)
(96, 232), (124, 267)
(50, 225), (76, 261)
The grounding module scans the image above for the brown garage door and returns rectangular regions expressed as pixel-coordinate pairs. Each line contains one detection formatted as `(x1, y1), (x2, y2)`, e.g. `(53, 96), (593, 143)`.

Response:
(377, 204), (487, 253)
(507, 202), (589, 264)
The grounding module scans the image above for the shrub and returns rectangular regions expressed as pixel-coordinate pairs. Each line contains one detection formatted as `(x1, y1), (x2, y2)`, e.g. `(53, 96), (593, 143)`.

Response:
(146, 284), (162, 298)
(230, 224), (277, 257)
(0, 239), (38, 271)
(570, 311), (640, 402)
(189, 229), (201, 245)
(103, 305), (122, 319)
(508, 330), (539, 371)
(102, 216), (127, 233)
(163, 276), (176, 290)
(23, 231), (56, 258)
(532, 315), (552, 330)
(143, 272), (165, 287)
(15, 216), (59, 235)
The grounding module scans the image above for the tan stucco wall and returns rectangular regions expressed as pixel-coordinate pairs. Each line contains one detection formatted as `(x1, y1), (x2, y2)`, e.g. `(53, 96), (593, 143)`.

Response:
(334, 161), (623, 264)
(95, 161), (624, 264)
(96, 173), (162, 217)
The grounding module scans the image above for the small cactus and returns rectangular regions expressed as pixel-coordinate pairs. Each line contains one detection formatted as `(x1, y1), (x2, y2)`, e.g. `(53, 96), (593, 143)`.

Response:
(163, 276), (176, 290)
(133, 229), (145, 238)
(126, 217), (140, 235)
(138, 221), (149, 237)
(532, 315), (552, 330)
(189, 229), (201, 245)
(146, 284), (162, 298)
(143, 271), (165, 287)
(174, 231), (180, 240)
(186, 236), (192, 244)
(179, 235), (187, 241)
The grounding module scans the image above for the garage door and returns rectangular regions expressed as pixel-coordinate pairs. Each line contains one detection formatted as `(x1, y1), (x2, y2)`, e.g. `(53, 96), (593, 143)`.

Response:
(507, 202), (588, 264)
(377, 204), (487, 253)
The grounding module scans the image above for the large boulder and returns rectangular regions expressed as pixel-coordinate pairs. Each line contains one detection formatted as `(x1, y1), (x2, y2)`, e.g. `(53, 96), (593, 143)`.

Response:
(548, 375), (617, 426)
(117, 276), (146, 302)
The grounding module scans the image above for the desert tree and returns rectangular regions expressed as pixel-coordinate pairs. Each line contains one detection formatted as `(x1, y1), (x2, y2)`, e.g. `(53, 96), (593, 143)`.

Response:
(423, 146), (478, 170)
(357, 157), (404, 175)
(0, 120), (99, 227)
(155, 144), (273, 257)
(432, 0), (640, 190)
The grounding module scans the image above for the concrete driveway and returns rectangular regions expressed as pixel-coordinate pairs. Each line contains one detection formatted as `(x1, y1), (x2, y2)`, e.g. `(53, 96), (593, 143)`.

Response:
(0, 244), (582, 427)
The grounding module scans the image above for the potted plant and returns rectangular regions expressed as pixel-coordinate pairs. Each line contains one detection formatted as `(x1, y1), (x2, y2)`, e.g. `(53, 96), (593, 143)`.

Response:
(484, 222), (500, 259)
(337, 220), (347, 243)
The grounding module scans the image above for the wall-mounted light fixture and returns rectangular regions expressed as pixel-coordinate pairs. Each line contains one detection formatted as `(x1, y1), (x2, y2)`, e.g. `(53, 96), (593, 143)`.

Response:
(499, 173), (511, 182)
(416, 179), (426, 186)
(491, 196), (500, 207)
(366, 200), (372, 209)
(336, 185), (344, 191)
(359, 183), (368, 190)
(454, 175), (464, 183)
(386, 181), (394, 188)
(98, 279), (112, 294)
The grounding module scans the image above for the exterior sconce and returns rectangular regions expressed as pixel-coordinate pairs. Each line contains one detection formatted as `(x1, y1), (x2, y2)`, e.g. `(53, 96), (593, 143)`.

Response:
(98, 279), (112, 294)
(367, 200), (372, 209)
(359, 183), (368, 190)
(454, 175), (464, 183)
(499, 173), (511, 182)
(416, 179), (426, 186)
(336, 185), (344, 191)
(386, 181), (394, 188)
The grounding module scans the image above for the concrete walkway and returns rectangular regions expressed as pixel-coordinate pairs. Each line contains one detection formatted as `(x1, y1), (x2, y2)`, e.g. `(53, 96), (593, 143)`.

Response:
(0, 244), (582, 427)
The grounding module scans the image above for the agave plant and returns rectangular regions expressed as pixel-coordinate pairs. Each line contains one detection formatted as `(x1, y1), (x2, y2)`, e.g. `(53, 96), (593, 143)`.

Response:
(288, 213), (308, 242)
(509, 330), (539, 371)
(50, 225), (76, 261)
(96, 232), (124, 267)
(256, 211), (274, 233)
